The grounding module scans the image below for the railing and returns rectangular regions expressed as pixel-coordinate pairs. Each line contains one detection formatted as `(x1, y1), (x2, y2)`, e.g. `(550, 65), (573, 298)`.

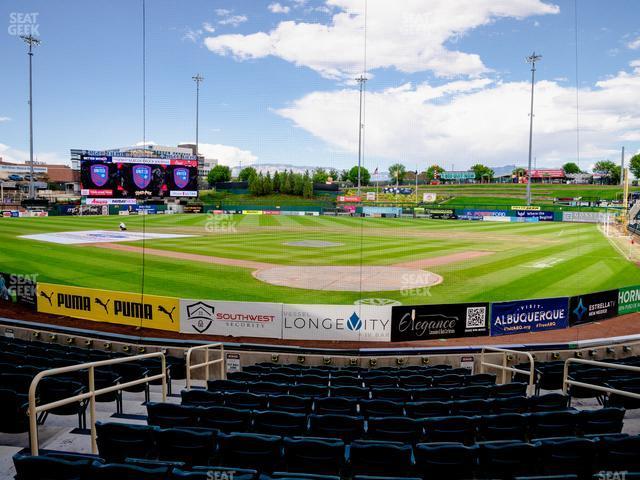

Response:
(562, 358), (640, 399)
(185, 342), (225, 389)
(480, 346), (535, 391)
(28, 352), (166, 456)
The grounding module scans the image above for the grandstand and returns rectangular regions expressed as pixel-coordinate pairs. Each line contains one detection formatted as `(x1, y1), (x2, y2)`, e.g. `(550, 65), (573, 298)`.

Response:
(1, 323), (640, 480)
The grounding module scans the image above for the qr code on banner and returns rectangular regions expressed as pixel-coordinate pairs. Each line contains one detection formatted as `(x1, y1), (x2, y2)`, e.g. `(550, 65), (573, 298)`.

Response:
(466, 306), (486, 328)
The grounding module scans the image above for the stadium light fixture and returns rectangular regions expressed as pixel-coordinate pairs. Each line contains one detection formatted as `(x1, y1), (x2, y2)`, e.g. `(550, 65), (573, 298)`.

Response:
(192, 74), (204, 160)
(525, 52), (542, 206)
(356, 75), (367, 194)
(20, 34), (41, 200)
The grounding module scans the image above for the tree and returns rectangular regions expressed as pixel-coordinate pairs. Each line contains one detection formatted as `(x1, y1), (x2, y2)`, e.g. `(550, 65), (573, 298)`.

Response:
(207, 165), (231, 186)
(425, 164), (445, 182)
(293, 172), (305, 195)
(272, 171), (281, 192)
(283, 171), (294, 194)
(302, 179), (314, 198)
(328, 168), (340, 182)
(470, 164), (494, 182)
(630, 154), (640, 180)
(593, 160), (621, 185)
(388, 163), (407, 185)
(346, 166), (370, 186)
(312, 168), (329, 184)
(263, 172), (273, 195)
(238, 166), (257, 182)
(562, 162), (581, 175)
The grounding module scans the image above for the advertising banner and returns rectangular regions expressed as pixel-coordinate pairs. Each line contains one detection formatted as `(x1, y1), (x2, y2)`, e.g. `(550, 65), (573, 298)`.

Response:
(282, 304), (391, 342)
(512, 210), (554, 221)
(458, 209), (509, 220)
(511, 205), (541, 211)
(490, 297), (569, 336)
(337, 196), (362, 203)
(423, 193), (437, 203)
(180, 299), (283, 338)
(569, 289), (619, 326)
(37, 283), (179, 332)
(390, 303), (489, 342)
(562, 211), (609, 223)
(426, 209), (456, 219)
(618, 285), (640, 315)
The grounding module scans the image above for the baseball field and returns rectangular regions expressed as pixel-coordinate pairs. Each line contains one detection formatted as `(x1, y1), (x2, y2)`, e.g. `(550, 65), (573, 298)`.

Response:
(0, 213), (637, 305)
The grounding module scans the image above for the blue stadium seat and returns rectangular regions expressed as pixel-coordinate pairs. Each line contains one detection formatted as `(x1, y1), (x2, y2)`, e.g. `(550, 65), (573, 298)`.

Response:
(315, 396), (359, 415)
(349, 440), (413, 477)
(251, 382), (289, 396)
(13, 453), (93, 480)
(528, 410), (579, 439)
(466, 373), (497, 386)
(218, 432), (282, 473)
(578, 408), (625, 435)
(367, 416), (423, 444)
(405, 401), (451, 419)
(480, 441), (540, 479)
(0, 388), (29, 433)
(453, 385), (492, 401)
(537, 437), (597, 478)
(90, 461), (171, 480)
(399, 375), (431, 389)
(225, 392), (269, 410)
(263, 373), (294, 384)
(606, 379), (640, 409)
(271, 473), (339, 480)
(207, 379), (247, 392)
(370, 387), (411, 402)
(432, 374), (465, 388)
(96, 421), (158, 462)
(414, 442), (478, 479)
(410, 387), (451, 402)
(173, 467), (257, 480)
(297, 375), (329, 386)
(181, 389), (224, 406)
(493, 382), (528, 398)
(289, 384), (326, 398)
(330, 376), (363, 387)
(155, 427), (216, 465)
(282, 436), (345, 475)
(360, 399), (404, 418)
(598, 435), (640, 472)
(329, 386), (369, 399)
(479, 413), (528, 441)
(422, 416), (478, 444)
(450, 399), (492, 416)
(493, 396), (530, 414)
(529, 393), (570, 412)
(363, 376), (398, 389)
(147, 402), (200, 428)
(253, 410), (308, 436)
(227, 371), (260, 382)
(269, 394), (313, 414)
(199, 406), (251, 432)
(308, 414), (365, 442)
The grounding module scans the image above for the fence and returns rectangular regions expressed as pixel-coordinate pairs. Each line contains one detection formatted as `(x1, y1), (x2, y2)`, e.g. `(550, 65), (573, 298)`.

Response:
(185, 342), (226, 389)
(562, 358), (640, 400)
(28, 352), (167, 456)
(480, 346), (535, 392)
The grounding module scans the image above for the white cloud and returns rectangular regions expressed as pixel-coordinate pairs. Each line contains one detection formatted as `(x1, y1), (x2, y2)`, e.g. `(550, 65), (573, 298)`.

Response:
(218, 15), (248, 27)
(202, 22), (216, 33)
(0, 116), (10, 123)
(269, 3), (290, 14)
(628, 36), (640, 50)
(0, 143), (67, 165)
(191, 143), (257, 166)
(215, 9), (231, 17)
(183, 23), (216, 42)
(276, 61), (640, 169)
(205, 0), (559, 79)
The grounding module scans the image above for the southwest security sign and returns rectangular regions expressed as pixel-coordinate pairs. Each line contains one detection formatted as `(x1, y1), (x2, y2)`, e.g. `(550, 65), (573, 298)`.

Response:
(490, 297), (569, 336)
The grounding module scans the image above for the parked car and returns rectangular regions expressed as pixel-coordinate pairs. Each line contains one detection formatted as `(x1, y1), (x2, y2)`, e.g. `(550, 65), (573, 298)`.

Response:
(7, 174), (23, 181)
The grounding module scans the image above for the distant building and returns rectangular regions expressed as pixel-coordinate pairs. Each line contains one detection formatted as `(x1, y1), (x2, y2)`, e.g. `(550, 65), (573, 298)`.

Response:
(526, 169), (566, 183)
(0, 160), (78, 193)
(177, 143), (218, 179)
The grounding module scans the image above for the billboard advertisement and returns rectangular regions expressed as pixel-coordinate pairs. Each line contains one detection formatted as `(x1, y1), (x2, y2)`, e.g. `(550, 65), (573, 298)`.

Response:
(569, 289), (619, 326)
(618, 286), (640, 316)
(490, 297), (569, 336)
(80, 155), (198, 199)
(390, 303), (489, 342)
(180, 299), (282, 338)
(37, 283), (179, 332)
(281, 304), (391, 342)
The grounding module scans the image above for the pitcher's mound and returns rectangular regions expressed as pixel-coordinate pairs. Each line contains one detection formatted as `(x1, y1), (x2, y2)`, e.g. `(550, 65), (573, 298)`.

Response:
(254, 266), (442, 292)
(283, 240), (344, 248)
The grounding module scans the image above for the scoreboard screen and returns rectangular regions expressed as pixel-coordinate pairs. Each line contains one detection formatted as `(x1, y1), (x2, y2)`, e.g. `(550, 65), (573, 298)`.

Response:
(80, 155), (198, 199)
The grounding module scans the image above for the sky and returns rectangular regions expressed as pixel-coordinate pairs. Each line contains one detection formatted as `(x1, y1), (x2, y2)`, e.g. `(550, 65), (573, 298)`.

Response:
(1, 0), (640, 173)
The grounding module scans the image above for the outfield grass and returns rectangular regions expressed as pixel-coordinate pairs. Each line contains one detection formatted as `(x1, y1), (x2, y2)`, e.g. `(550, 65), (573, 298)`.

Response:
(0, 214), (637, 305)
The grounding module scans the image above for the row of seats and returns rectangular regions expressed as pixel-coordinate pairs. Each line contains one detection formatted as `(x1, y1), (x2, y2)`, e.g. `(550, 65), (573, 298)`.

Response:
(17, 446), (640, 480)
(243, 362), (459, 374)
(84, 422), (640, 477)
(181, 390), (572, 416)
(146, 403), (625, 443)
(206, 380), (528, 400)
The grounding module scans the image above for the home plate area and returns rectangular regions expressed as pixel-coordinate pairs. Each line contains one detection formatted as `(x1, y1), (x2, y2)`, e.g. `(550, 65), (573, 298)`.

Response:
(20, 230), (194, 245)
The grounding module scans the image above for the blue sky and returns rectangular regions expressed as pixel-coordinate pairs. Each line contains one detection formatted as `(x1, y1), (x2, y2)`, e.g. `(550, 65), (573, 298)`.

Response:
(1, 0), (639, 172)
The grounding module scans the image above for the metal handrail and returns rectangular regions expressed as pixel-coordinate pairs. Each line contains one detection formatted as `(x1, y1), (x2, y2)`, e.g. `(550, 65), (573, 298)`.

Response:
(562, 358), (640, 399)
(185, 342), (225, 389)
(28, 351), (166, 456)
(480, 346), (535, 389)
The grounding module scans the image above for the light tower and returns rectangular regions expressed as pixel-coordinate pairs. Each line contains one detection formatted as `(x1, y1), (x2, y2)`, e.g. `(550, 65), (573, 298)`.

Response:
(192, 74), (204, 160)
(526, 52), (542, 206)
(21, 34), (41, 199)
(355, 75), (367, 194)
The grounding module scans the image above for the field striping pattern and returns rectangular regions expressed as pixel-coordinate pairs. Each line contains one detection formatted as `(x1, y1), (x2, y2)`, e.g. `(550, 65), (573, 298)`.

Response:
(0, 214), (637, 305)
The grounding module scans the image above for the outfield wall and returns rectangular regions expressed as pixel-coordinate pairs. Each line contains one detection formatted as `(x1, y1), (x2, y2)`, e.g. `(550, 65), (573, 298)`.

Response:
(2, 278), (634, 343)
